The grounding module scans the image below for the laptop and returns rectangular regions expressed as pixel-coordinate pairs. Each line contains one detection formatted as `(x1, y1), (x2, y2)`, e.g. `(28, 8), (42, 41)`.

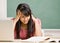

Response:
(0, 20), (14, 41)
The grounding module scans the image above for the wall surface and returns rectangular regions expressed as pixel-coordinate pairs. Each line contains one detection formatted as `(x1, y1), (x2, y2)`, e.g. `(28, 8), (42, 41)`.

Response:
(7, 0), (60, 29)
(0, 0), (7, 20)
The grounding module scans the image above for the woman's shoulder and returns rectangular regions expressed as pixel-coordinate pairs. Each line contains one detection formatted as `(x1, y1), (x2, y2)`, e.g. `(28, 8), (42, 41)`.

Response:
(11, 18), (15, 20)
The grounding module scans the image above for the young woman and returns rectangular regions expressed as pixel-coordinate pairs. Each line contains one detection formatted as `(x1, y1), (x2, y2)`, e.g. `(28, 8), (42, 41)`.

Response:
(13, 3), (42, 40)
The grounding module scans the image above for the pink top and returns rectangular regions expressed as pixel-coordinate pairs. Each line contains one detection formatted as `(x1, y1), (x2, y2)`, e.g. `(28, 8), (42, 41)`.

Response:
(12, 18), (41, 40)
(12, 18), (31, 39)
(14, 28), (29, 39)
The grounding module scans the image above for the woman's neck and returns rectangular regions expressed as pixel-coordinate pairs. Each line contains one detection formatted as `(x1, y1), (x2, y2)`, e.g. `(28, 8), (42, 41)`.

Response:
(21, 23), (27, 29)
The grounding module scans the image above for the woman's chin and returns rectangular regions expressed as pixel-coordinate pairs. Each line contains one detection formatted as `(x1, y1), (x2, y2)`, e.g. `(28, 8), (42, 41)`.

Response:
(24, 22), (28, 24)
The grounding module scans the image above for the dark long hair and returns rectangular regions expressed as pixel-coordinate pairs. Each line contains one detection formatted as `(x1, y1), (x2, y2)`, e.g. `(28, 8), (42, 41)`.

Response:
(15, 3), (35, 39)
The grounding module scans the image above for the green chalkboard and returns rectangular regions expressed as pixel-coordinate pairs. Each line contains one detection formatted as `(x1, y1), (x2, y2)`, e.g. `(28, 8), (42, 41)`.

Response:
(7, 0), (60, 29)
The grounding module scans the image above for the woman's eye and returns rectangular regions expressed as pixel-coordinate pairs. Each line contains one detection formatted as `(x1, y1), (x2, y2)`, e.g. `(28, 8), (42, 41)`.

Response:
(22, 16), (24, 18)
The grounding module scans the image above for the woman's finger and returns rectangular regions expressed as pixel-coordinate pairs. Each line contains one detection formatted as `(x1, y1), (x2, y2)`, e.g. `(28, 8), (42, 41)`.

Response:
(32, 15), (36, 22)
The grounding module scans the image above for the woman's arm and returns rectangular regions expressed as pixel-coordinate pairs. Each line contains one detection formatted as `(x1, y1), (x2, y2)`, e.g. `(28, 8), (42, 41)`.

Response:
(13, 11), (21, 29)
(32, 15), (42, 36)
(12, 12), (21, 39)
(34, 18), (42, 36)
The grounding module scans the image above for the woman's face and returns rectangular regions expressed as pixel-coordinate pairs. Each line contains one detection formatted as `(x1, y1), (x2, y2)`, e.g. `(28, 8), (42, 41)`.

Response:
(18, 11), (30, 24)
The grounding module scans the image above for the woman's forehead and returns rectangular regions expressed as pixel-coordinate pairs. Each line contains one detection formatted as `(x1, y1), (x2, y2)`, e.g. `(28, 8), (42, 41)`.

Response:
(20, 12), (30, 17)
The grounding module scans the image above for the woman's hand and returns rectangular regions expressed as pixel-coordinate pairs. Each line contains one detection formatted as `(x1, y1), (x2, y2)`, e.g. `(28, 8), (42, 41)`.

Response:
(13, 15), (19, 23)
(13, 10), (21, 23)
(32, 15), (41, 24)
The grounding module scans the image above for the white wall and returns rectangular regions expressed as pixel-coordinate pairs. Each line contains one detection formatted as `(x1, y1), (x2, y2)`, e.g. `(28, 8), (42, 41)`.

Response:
(0, 0), (7, 20)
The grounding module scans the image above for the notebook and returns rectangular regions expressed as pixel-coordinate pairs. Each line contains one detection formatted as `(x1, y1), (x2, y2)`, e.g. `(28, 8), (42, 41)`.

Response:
(0, 20), (14, 41)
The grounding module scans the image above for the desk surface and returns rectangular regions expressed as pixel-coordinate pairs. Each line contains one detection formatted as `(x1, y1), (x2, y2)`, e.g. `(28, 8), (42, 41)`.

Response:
(0, 37), (60, 43)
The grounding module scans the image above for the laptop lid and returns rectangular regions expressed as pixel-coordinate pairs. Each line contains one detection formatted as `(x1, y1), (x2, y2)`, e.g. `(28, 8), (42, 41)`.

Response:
(0, 20), (14, 41)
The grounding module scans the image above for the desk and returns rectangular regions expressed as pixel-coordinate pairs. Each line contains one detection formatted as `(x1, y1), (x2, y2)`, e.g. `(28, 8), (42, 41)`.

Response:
(0, 40), (60, 43)
(0, 41), (48, 43)
(0, 37), (60, 43)
(0, 37), (49, 43)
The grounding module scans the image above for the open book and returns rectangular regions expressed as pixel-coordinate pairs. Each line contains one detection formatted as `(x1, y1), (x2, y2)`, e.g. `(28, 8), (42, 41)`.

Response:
(14, 36), (50, 42)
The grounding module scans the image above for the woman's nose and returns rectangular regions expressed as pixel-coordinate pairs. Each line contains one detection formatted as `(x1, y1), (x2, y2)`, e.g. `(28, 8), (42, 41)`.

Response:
(24, 18), (27, 21)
